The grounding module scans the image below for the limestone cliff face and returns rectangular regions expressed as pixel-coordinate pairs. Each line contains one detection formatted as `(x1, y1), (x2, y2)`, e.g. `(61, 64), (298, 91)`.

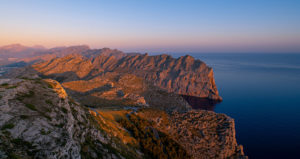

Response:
(0, 78), (142, 159)
(169, 111), (245, 159)
(138, 109), (246, 159)
(0, 77), (246, 159)
(108, 54), (221, 100)
(32, 53), (222, 100)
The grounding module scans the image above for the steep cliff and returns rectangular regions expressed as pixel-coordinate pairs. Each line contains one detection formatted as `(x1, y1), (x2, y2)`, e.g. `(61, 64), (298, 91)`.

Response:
(0, 77), (246, 159)
(137, 109), (246, 159)
(32, 53), (222, 100)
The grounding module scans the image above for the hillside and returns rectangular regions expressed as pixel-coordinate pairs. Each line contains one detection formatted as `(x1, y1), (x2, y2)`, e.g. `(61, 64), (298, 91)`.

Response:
(0, 44), (126, 66)
(0, 76), (246, 158)
(0, 46), (248, 159)
(31, 53), (221, 100)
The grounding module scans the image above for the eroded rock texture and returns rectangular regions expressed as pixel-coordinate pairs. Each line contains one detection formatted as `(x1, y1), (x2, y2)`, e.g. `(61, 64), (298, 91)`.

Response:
(0, 78), (142, 159)
(138, 109), (246, 159)
(31, 53), (222, 100)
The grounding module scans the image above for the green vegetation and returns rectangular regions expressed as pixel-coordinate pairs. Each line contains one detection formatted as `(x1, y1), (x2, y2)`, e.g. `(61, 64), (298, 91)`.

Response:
(16, 90), (35, 101)
(23, 91), (35, 97)
(47, 83), (53, 89)
(68, 97), (77, 105)
(20, 77), (30, 80)
(80, 137), (105, 159)
(55, 123), (64, 128)
(1, 123), (15, 130)
(7, 85), (17, 89)
(20, 115), (29, 119)
(45, 99), (53, 105)
(2, 130), (11, 136)
(34, 80), (43, 84)
(80, 136), (135, 159)
(11, 138), (34, 148)
(40, 112), (51, 121)
(71, 107), (78, 116)
(40, 129), (51, 135)
(118, 114), (190, 159)
(1, 83), (9, 87)
(25, 103), (37, 111)
(11, 138), (37, 156)
(0, 83), (18, 89)
(61, 107), (68, 114)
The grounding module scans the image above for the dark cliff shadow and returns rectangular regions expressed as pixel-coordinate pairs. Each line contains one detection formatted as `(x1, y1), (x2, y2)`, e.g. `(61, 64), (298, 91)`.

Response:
(181, 95), (221, 111)
(39, 71), (81, 83)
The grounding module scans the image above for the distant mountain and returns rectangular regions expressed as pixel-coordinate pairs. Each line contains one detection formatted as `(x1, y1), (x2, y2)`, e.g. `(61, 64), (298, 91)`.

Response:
(0, 44), (46, 65)
(0, 44), (126, 66)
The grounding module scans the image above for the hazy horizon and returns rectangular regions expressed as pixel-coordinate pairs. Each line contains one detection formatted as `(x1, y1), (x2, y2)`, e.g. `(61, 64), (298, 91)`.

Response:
(2, 43), (300, 54)
(1, 0), (300, 53)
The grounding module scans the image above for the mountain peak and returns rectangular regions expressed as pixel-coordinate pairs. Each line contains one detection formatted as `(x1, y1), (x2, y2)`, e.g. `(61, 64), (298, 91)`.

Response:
(0, 43), (27, 50)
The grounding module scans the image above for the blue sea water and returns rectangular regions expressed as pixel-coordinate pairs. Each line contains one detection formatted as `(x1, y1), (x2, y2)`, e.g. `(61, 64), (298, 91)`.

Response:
(151, 53), (300, 159)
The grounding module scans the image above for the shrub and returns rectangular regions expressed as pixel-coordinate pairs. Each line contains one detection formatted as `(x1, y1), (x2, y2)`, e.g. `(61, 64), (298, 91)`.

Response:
(55, 123), (64, 128)
(45, 99), (53, 105)
(7, 85), (17, 89)
(47, 83), (53, 89)
(1, 123), (15, 130)
(40, 128), (51, 135)
(25, 103), (37, 111)
(16, 91), (35, 101)
(118, 114), (190, 159)
(23, 90), (35, 97)
(61, 107), (68, 114)
(1, 83), (8, 87)
(20, 115), (29, 119)
(40, 112), (51, 120)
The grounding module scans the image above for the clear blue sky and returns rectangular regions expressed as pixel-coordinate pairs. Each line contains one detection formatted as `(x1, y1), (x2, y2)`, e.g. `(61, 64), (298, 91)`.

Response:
(0, 0), (299, 53)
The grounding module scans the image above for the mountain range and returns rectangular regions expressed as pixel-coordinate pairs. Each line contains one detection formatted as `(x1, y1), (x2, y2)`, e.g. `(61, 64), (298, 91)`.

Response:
(0, 44), (246, 159)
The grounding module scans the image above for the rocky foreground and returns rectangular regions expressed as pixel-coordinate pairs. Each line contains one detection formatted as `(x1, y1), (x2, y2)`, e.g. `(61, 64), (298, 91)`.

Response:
(0, 77), (246, 159)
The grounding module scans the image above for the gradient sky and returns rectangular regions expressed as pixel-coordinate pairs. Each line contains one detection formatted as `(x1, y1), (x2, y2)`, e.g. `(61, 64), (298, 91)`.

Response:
(1, 0), (300, 53)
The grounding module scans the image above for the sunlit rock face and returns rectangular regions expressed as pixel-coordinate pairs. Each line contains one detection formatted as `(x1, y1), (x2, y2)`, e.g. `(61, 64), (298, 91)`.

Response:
(138, 109), (247, 159)
(2, 45), (221, 100)
(0, 77), (246, 159)
(31, 52), (222, 101)
(0, 50), (247, 158)
(0, 78), (127, 159)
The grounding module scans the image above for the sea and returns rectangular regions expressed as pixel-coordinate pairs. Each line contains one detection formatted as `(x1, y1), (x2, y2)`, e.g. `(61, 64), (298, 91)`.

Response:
(150, 53), (300, 159)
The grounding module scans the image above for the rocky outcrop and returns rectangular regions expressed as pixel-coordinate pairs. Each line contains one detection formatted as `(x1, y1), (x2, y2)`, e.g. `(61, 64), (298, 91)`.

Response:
(2, 45), (221, 100)
(138, 109), (247, 159)
(170, 111), (245, 159)
(31, 53), (222, 100)
(108, 54), (221, 100)
(0, 78), (142, 159)
(0, 46), (247, 159)
(0, 74), (246, 159)
(60, 72), (190, 111)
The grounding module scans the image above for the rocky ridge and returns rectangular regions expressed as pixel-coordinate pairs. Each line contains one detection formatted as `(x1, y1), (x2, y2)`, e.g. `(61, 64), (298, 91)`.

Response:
(32, 53), (222, 100)
(0, 77), (246, 159)
(0, 45), (248, 158)
(2, 45), (221, 100)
